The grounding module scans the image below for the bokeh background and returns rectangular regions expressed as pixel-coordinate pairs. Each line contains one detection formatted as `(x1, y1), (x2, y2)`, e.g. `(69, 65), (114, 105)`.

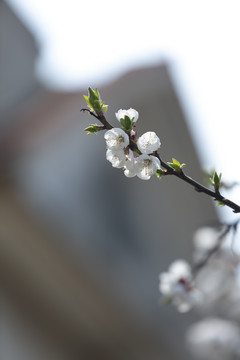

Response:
(1, 1), (240, 359)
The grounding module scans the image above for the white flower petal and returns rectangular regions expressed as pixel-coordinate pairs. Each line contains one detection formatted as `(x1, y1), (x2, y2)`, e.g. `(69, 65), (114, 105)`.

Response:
(186, 318), (240, 359)
(115, 109), (127, 121)
(137, 131), (161, 154)
(127, 108), (139, 122)
(123, 150), (139, 177)
(159, 273), (174, 295)
(104, 128), (129, 150)
(115, 108), (139, 123)
(106, 149), (126, 168)
(158, 259), (198, 313)
(136, 155), (160, 180)
(169, 259), (192, 280)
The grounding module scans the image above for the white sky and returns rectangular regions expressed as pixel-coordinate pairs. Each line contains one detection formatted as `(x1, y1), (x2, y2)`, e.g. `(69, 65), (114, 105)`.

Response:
(6, 0), (240, 222)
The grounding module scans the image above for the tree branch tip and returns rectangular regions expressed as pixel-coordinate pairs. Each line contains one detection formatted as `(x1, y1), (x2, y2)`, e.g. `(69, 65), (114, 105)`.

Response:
(80, 108), (101, 120)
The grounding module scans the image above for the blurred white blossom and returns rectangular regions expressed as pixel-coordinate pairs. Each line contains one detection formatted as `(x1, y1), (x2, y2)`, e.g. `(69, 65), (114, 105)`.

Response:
(192, 225), (240, 313)
(186, 317), (240, 360)
(159, 259), (201, 313)
(193, 226), (221, 263)
(193, 225), (240, 264)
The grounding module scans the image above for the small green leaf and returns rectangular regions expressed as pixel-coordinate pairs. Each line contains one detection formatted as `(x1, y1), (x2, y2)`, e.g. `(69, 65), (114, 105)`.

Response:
(102, 104), (108, 112)
(83, 95), (91, 108)
(88, 87), (98, 101)
(210, 177), (215, 185)
(167, 163), (179, 171)
(83, 87), (108, 113)
(84, 124), (100, 135)
(167, 159), (180, 172)
(94, 88), (100, 98)
(172, 158), (180, 166)
(216, 201), (225, 207)
(92, 99), (101, 112)
(167, 158), (185, 172)
(120, 116), (133, 132)
(209, 171), (222, 188)
(155, 169), (164, 179)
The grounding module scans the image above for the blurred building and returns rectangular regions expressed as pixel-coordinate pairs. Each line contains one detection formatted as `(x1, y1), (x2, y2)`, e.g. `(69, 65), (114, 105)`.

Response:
(0, 1), (218, 359)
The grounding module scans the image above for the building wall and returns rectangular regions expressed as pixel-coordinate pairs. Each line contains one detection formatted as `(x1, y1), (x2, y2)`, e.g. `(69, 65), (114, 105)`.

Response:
(0, 0), (39, 123)
(0, 2), (218, 359)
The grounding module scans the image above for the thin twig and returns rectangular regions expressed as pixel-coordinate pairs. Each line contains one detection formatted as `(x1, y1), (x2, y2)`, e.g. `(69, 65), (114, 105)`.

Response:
(81, 108), (101, 120)
(192, 224), (232, 276)
(154, 153), (240, 213)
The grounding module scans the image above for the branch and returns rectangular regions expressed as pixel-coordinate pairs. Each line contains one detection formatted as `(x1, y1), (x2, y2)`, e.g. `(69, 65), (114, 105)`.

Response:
(192, 224), (232, 276)
(81, 108), (113, 130)
(155, 153), (240, 213)
(82, 108), (240, 214)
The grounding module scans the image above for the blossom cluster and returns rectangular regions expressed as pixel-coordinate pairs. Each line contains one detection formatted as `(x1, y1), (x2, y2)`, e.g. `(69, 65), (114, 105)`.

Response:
(104, 109), (161, 180)
(186, 317), (240, 360)
(159, 224), (240, 359)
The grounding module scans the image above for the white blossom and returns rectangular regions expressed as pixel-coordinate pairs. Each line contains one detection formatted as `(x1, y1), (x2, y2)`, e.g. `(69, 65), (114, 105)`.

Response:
(106, 149), (126, 168)
(186, 317), (240, 360)
(222, 281), (240, 320)
(115, 108), (139, 123)
(159, 259), (201, 313)
(194, 252), (238, 313)
(136, 154), (160, 180)
(123, 150), (139, 178)
(137, 131), (161, 154)
(193, 226), (240, 268)
(104, 128), (129, 151)
(193, 226), (221, 264)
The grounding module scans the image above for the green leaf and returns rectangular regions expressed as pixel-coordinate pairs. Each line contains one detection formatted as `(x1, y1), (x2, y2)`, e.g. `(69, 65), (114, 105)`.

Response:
(167, 158), (186, 172)
(94, 88), (100, 98)
(88, 87), (98, 101)
(214, 171), (219, 184)
(102, 104), (108, 112)
(167, 163), (179, 171)
(172, 158), (180, 166)
(84, 124), (100, 135)
(120, 116), (133, 132)
(210, 178), (215, 185)
(216, 201), (225, 207)
(92, 99), (101, 112)
(83, 87), (108, 113)
(155, 169), (164, 179)
(209, 171), (222, 188)
(83, 95), (91, 108)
